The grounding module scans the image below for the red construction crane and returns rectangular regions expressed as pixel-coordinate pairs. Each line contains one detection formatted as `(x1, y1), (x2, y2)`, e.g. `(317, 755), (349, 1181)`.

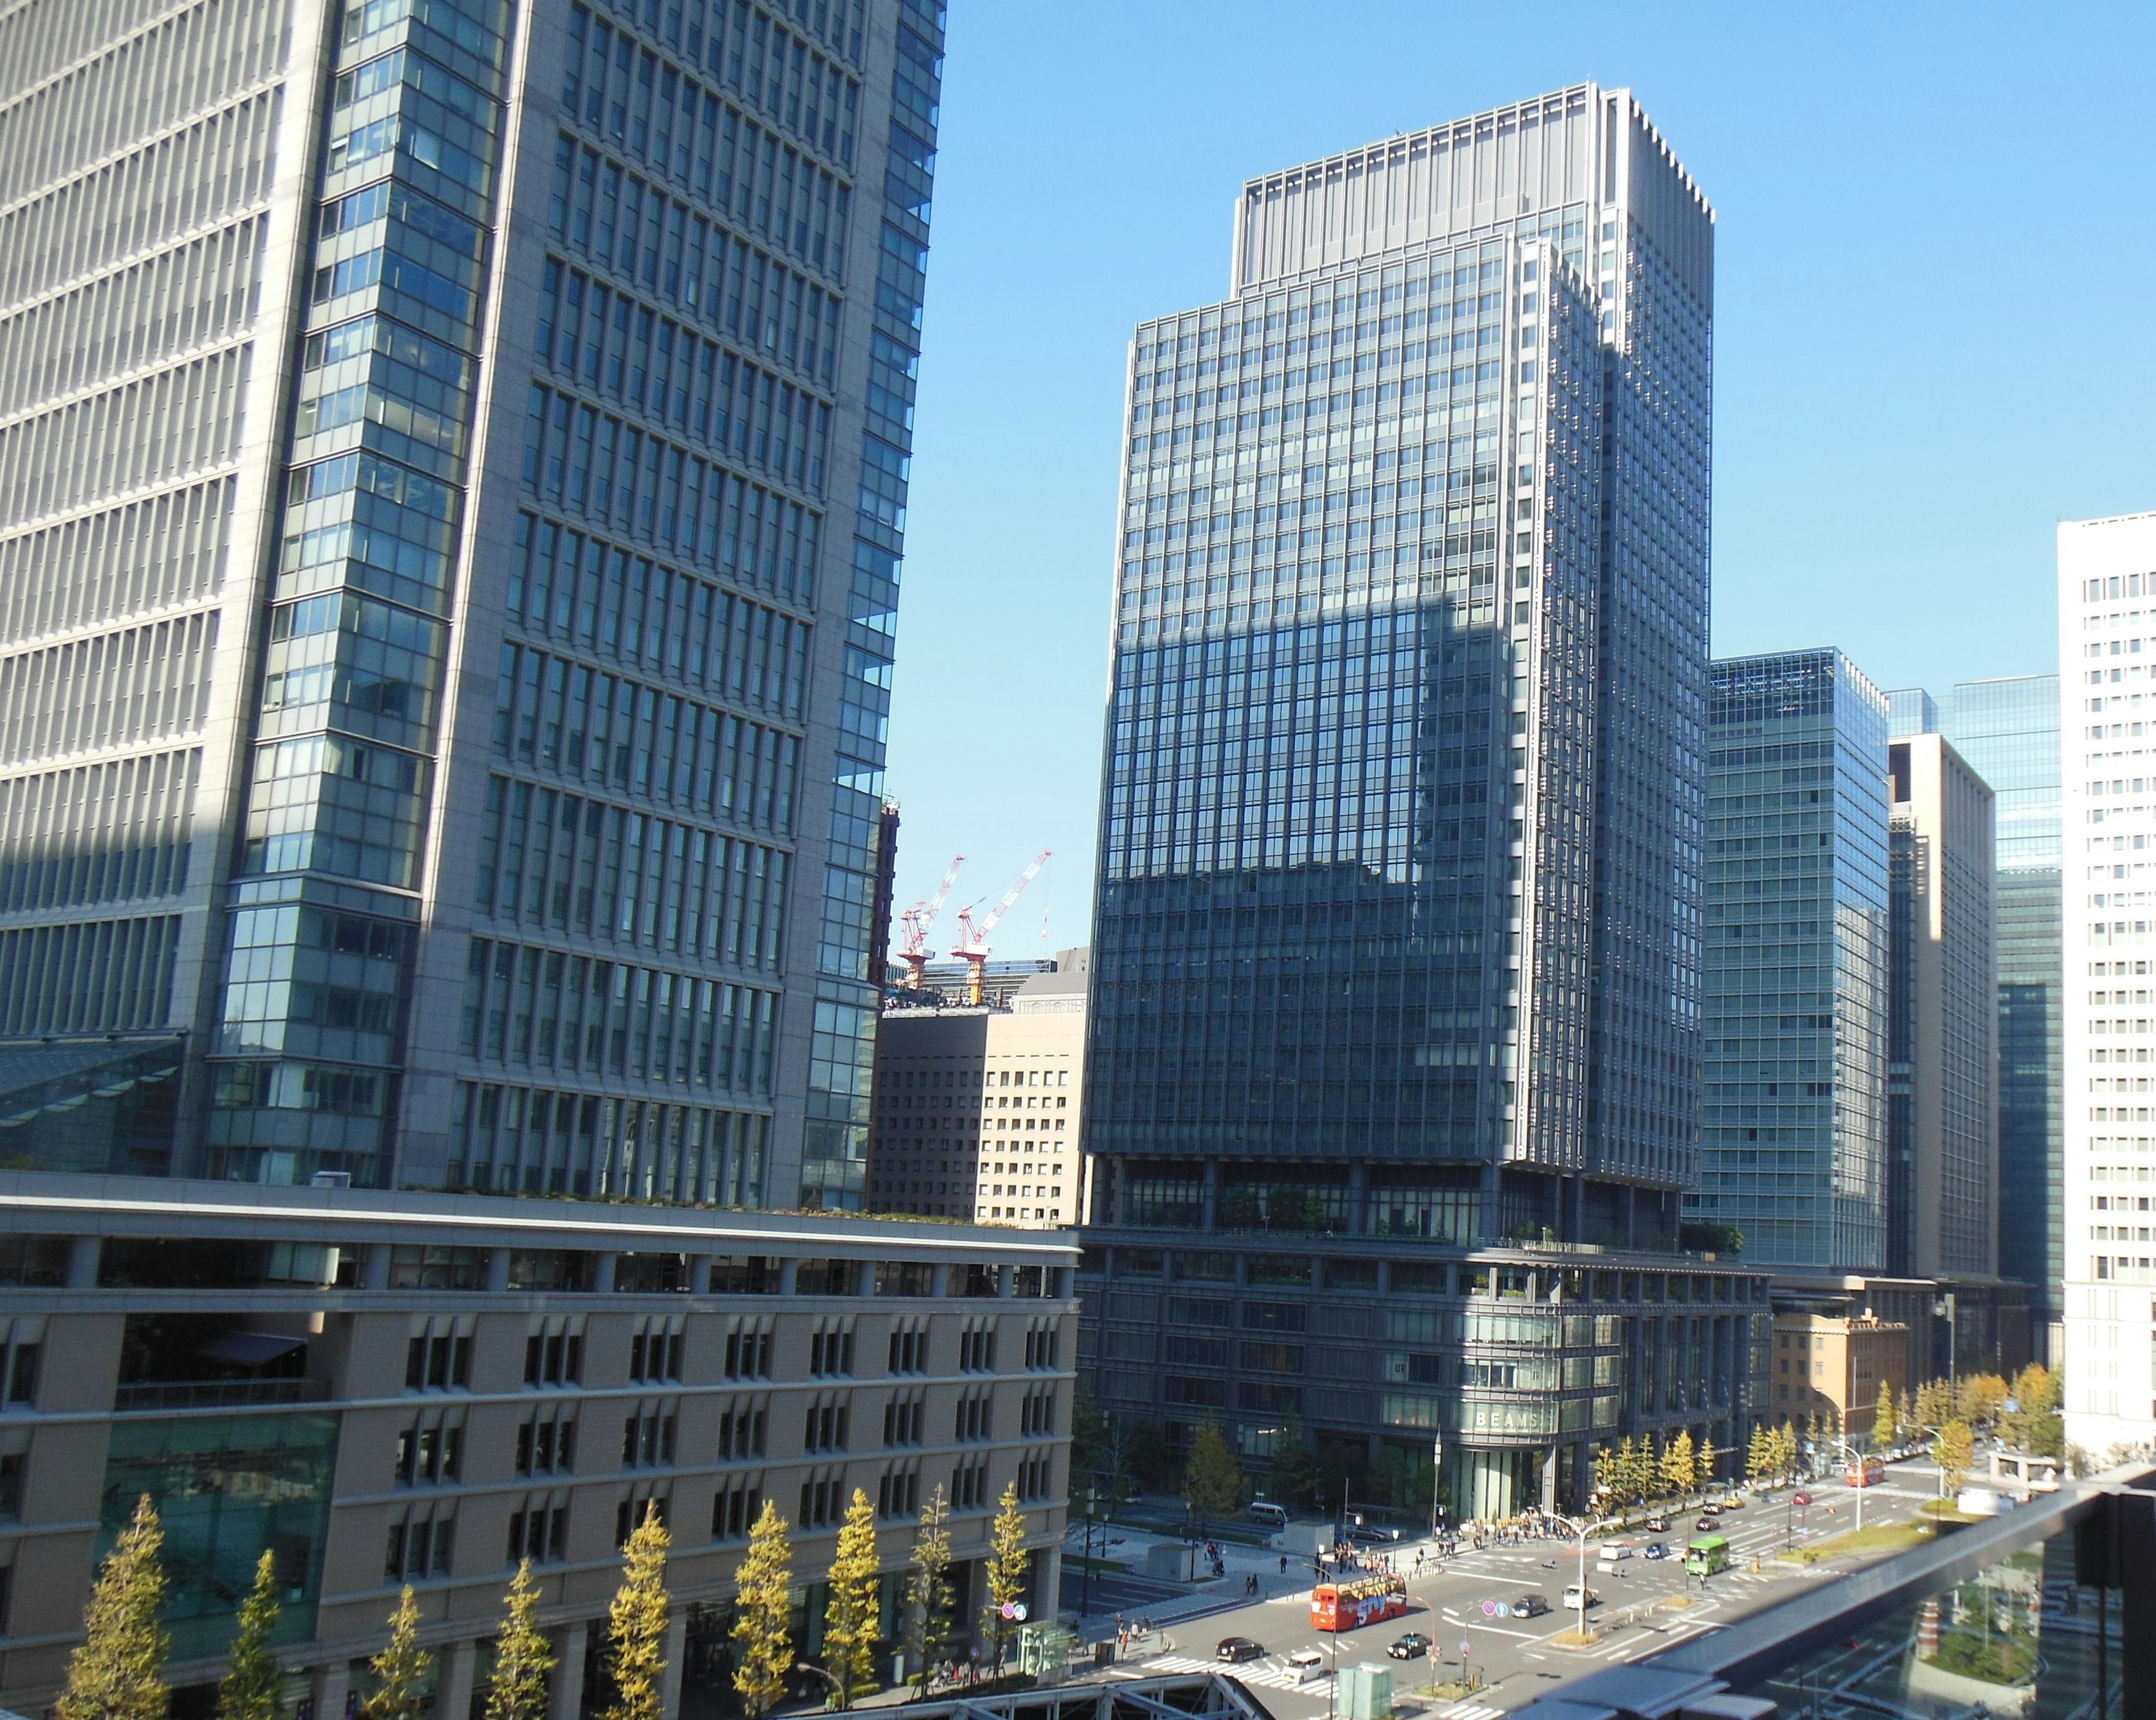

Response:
(894, 854), (965, 990)
(950, 851), (1051, 1005)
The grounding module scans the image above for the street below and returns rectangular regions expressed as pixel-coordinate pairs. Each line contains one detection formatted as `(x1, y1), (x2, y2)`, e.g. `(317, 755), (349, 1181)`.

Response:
(1060, 1467), (1960, 1720)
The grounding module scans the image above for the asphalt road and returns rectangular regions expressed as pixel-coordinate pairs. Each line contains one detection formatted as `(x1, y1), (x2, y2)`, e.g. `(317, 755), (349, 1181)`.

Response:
(1070, 1468), (1955, 1720)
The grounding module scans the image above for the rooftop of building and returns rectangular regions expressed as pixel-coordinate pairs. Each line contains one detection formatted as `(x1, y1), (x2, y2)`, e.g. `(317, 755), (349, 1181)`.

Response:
(0, 1170), (1077, 1262)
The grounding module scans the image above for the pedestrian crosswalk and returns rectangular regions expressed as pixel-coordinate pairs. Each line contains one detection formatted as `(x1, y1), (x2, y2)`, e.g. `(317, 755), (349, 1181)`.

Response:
(1438, 1703), (1504, 1720)
(1126, 1653), (1328, 1694)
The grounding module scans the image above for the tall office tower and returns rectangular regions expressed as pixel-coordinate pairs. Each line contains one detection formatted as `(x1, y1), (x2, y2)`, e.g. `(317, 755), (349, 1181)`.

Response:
(2061, 512), (2156, 1455)
(1080, 87), (1767, 1522)
(0, 0), (944, 1207)
(1885, 733), (1996, 1279)
(1943, 676), (2063, 1357)
(1692, 651), (1891, 1273)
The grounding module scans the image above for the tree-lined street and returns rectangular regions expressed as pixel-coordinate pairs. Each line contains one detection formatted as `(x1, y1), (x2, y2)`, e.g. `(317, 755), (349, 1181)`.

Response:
(1070, 1467), (1962, 1718)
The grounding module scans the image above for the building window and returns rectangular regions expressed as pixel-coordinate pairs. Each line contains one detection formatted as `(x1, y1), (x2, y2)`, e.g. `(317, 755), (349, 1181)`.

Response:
(616, 1489), (669, 1546)
(876, 1466), (921, 1519)
(875, 1261), (933, 1296)
(406, 1321), (473, 1391)
(622, 1405), (679, 1468)
(506, 1495), (569, 1564)
(803, 1396), (849, 1453)
(386, 1512), (455, 1582)
(1016, 1448), (1053, 1503)
(516, 1413), (577, 1476)
(629, 1320), (683, 1382)
(882, 1391), (924, 1447)
(712, 1476), (762, 1540)
(798, 1469), (845, 1527)
(395, 1416), (465, 1485)
(954, 1390), (992, 1442)
(951, 1458), (988, 1511)
(389, 1245), (487, 1290)
(888, 1320), (927, 1374)
(524, 1320), (585, 1386)
(958, 1320), (995, 1372)
(724, 1320), (773, 1379)
(808, 1320), (856, 1377)
(1, 1325), (40, 1409)
(1019, 1386), (1056, 1437)
(717, 1398), (767, 1460)
(1023, 1322), (1058, 1370)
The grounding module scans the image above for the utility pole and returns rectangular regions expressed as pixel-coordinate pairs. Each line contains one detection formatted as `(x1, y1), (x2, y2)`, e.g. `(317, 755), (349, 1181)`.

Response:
(1077, 1486), (1098, 1626)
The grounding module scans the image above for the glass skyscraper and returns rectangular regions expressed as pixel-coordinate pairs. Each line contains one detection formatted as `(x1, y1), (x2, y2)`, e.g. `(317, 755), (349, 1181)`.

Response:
(0, 0), (944, 1208)
(1694, 651), (1890, 1272)
(1943, 676), (2062, 1348)
(1079, 86), (1770, 1522)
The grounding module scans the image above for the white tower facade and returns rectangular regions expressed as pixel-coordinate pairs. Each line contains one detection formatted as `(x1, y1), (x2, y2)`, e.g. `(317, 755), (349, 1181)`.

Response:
(2060, 509), (2156, 1459)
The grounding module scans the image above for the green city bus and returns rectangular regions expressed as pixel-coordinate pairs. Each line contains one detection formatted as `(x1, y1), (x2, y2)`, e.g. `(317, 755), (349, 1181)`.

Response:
(1683, 1535), (1729, 1577)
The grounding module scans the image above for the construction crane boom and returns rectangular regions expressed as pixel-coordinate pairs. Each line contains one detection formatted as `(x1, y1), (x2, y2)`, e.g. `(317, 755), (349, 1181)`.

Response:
(894, 854), (965, 989)
(951, 850), (1050, 1005)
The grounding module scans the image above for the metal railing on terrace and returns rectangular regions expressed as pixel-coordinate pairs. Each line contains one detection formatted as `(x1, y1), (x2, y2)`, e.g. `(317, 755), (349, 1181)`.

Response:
(1508, 1462), (2156, 1719)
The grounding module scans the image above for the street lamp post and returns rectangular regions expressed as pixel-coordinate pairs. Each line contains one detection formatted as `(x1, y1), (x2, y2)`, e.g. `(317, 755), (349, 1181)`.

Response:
(1430, 1434), (1444, 1538)
(793, 1663), (843, 1712)
(1830, 1436), (1867, 1535)
(1542, 1509), (1602, 1642)
(1078, 1485), (1099, 1627)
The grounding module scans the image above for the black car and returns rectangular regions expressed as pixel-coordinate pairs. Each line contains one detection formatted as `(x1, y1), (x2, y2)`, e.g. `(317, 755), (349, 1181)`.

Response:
(1512, 1594), (1550, 1617)
(1216, 1638), (1265, 1664)
(1386, 1634), (1431, 1661)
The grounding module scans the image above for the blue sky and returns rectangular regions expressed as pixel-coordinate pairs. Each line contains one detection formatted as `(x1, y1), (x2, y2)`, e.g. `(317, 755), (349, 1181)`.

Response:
(883, 1), (2156, 955)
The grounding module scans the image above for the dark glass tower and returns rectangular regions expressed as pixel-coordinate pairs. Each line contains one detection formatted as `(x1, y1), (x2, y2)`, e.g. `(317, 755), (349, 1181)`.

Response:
(1088, 85), (1711, 1247)
(1079, 88), (1765, 1521)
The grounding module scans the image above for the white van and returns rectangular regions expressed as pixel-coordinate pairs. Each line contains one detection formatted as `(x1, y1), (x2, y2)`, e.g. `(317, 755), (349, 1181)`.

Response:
(1247, 1500), (1289, 1529)
(1597, 1542), (1632, 1566)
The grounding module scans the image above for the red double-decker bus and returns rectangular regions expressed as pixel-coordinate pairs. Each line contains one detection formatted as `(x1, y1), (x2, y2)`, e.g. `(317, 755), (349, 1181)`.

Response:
(1310, 1575), (1409, 1632)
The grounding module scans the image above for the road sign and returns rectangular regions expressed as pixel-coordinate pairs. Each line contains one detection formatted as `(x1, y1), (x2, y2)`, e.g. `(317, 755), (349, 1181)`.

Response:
(1481, 1600), (1496, 1618)
(1000, 1602), (1029, 1621)
(1459, 1641), (1471, 1658)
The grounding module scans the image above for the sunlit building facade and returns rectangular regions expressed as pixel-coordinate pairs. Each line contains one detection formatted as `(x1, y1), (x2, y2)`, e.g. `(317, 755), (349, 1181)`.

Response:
(1079, 86), (1767, 1520)
(0, 0), (947, 1208)
(2059, 510), (2156, 1456)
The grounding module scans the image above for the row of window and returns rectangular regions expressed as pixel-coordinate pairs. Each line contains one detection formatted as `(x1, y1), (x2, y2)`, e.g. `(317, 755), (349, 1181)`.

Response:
(508, 516), (813, 708)
(558, 21), (852, 271)
(478, 772), (793, 961)
(460, 933), (778, 1093)
(521, 378), (823, 574)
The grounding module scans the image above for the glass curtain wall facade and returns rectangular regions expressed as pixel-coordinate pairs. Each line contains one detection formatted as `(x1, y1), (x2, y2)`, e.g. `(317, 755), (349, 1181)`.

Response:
(0, 0), (943, 1206)
(1089, 83), (1714, 1243)
(1080, 88), (1739, 1503)
(1693, 651), (1890, 1271)
(1943, 675), (2063, 1350)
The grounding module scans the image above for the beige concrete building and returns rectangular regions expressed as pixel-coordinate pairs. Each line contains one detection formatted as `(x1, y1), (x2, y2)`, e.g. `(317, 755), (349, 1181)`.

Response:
(1889, 734), (1999, 1280)
(0, 1174), (1075, 1717)
(871, 951), (1088, 1228)
(1771, 1311), (1911, 1437)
